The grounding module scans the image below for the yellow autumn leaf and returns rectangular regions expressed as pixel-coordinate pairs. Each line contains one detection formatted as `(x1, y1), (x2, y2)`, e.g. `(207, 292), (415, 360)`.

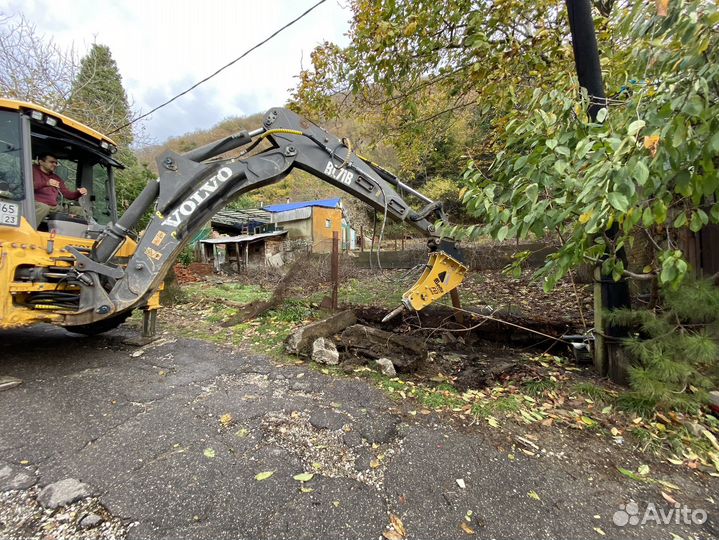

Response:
(383, 531), (404, 540)
(255, 471), (275, 481)
(219, 413), (234, 428)
(579, 211), (593, 224)
(460, 521), (476, 535)
(389, 514), (406, 537)
(528, 490), (541, 501)
(370, 458), (381, 469)
(643, 134), (660, 157)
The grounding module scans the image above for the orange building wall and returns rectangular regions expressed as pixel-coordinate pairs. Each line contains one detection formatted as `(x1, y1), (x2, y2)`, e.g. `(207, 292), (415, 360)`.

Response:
(311, 207), (343, 253)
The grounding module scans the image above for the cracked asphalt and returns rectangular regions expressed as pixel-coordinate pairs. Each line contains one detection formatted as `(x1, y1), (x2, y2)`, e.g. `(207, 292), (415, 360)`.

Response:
(1, 324), (717, 539)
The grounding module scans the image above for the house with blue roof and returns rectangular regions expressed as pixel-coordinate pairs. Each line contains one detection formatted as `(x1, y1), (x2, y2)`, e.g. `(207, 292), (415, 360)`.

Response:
(210, 198), (356, 259)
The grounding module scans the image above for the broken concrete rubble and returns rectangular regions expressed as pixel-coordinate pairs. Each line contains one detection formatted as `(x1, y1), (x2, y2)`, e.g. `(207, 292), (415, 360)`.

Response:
(340, 324), (426, 373)
(37, 478), (91, 509)
(375, 358), (397, 377)
(312, 337), (340, 365)
(285, 310), (357, 355)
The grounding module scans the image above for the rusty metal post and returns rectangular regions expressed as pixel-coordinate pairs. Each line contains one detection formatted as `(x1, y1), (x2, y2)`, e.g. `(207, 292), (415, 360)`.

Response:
(331, 231), (339, 310)
(450, 288), (465, 325)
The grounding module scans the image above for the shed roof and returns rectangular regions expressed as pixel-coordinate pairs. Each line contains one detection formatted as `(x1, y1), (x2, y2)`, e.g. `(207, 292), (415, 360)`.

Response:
(263, 198), (341, 213)
(211, 209), (272, 227)
(200, 230), (287, 245)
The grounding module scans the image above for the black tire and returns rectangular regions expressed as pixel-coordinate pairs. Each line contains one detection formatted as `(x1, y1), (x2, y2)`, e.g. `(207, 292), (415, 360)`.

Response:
(64, 311), (132, 336)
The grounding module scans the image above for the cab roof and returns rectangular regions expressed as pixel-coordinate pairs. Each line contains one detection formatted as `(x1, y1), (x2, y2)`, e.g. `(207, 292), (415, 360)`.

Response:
(0, 97), (119, 147)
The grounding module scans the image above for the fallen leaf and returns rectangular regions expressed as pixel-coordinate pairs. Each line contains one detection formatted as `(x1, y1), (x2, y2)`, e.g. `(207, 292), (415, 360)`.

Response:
(528, 490), (541, 501)
(638, 464), (650, 476)
(235, 428), (249, 438)
(370, 459), (381, 469)
(662, 491), (678, 505)
(487, 416), (500, 428)
(300, 487), (314, 493)
(456, 478), (466, 489)
(656, 479), (680, 491)
(255, 471), (274, 481)
(220, 413), (234, 428)
(460, 522), (475, 535)
(332, 501), (341, 507)
(594, 526), (606, 536)
(293, 472), (314, 482)
(383, 531), (404, 540)
(203, 448), (216, 459)
(389, 514), (406, 537)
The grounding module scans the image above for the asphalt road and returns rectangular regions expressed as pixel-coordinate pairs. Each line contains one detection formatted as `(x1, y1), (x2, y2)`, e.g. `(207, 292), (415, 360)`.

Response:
(0, 324), (716, 540)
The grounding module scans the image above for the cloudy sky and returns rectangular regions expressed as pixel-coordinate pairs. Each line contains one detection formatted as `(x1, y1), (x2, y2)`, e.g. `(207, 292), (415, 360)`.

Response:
(0, 0), (351, 144)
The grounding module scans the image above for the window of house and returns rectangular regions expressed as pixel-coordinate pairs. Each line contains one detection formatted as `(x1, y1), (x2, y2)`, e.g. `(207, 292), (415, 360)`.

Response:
(325, 219), (332, 228)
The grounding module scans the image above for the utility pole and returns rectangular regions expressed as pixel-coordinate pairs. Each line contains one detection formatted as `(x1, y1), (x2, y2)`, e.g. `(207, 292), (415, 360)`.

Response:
(565, 0), (631, 379)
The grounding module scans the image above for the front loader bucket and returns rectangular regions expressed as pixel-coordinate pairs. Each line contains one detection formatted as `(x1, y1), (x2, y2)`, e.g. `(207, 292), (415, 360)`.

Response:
(402, 251), (467, 312)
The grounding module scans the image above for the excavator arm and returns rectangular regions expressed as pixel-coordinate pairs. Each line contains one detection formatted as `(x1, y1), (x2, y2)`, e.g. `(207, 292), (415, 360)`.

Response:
(61, 107), (466, 329)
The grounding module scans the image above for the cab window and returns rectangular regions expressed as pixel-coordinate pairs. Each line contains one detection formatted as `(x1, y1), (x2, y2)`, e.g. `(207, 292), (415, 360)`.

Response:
(91, 164), (112, 225)
(0, 110), (24, 201)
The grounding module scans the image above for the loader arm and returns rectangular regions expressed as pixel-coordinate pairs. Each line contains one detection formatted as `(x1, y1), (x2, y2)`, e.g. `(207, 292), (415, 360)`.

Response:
(61, 107), (466, 328)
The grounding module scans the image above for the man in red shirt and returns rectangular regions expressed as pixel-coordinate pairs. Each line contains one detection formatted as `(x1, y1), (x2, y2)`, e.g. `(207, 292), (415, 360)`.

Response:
(33, 153), (88, 227)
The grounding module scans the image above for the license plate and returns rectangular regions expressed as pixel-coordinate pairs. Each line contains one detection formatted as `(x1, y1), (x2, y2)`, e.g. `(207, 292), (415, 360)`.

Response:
(0, 201), (20, 227)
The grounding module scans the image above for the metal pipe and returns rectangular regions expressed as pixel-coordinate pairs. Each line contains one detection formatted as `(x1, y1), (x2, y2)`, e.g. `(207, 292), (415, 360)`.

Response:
(93, 179), (160, 263)
(396, 180), (433, 204)
(184, 128), (264, 162)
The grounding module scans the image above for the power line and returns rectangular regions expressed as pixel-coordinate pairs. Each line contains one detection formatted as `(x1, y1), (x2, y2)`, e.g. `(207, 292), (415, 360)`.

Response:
(109, 0), (327, 135)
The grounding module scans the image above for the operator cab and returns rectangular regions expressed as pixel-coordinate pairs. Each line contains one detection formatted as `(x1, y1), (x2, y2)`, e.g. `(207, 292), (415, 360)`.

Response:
(0, 98), (123, 238)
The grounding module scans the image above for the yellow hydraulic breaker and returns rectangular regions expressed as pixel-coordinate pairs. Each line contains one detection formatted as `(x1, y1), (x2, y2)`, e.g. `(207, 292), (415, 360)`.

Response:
(383, 251), (467, 322)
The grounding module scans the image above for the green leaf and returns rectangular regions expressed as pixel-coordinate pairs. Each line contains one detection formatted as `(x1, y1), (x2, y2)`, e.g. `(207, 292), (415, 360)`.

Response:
(617, 467), (647, 483)
(642, 207), (654, 227)
(632, 161), (649, 186)
(607, 192), (629, 212)
(711, 203), (719, 223)
(497, 225), (509, 242)
(596, 108), (608, 122)
(203, 448), (216, 459)
(627, 120), (646, 136)
(545, 139), (557, 150)
(555, 146), (570, 157)
(673, 212), (687, 228)
(514, 155), (528, 171)
(293, 472), (314, 482)
(690, 212), (702, 232)
(255, 471), (275, 481)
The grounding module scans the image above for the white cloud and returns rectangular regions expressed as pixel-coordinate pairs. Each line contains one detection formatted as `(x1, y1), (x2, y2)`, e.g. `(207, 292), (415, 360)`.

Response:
(0, 0), (351, 143)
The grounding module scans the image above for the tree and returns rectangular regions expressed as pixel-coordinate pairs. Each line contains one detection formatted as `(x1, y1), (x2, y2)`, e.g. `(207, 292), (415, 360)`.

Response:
(0, 14), (78, 110)
(67, 43), (134, 147)
(66, 44), (153, 220)
(460, 0), (719, 292)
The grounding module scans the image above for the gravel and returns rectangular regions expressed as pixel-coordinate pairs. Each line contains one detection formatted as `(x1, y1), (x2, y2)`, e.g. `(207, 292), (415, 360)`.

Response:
(0, 486), (129, 540)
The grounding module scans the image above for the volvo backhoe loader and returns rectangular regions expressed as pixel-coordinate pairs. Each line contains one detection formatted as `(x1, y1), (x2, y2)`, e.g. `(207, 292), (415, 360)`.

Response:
(0, 100), (466, 336)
